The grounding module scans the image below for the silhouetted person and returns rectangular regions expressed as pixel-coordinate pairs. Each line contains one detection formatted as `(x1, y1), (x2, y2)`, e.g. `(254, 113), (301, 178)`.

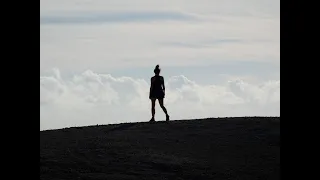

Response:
(149, 65), (170, 122)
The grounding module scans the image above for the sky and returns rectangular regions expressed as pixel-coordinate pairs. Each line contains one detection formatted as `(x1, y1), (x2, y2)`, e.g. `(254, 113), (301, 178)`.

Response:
(40, 0), (280, 130)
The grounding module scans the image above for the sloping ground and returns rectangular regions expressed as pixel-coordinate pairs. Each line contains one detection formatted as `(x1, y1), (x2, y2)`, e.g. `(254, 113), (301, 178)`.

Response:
(40, 117), (280, 180)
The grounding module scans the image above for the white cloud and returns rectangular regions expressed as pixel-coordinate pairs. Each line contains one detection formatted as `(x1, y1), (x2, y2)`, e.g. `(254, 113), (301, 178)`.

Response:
(40, 69), (279, 130)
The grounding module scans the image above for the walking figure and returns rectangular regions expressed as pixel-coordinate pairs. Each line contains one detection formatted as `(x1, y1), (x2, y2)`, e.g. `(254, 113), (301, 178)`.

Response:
(149, 65), (170, 122)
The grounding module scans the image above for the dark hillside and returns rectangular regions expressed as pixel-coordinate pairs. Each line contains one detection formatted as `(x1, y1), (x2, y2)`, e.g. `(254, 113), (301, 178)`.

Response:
(40, 117), (280, 180)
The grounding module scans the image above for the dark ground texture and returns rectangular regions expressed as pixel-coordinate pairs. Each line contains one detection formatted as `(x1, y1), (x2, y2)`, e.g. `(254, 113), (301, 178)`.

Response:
(40, 117), (280, 180)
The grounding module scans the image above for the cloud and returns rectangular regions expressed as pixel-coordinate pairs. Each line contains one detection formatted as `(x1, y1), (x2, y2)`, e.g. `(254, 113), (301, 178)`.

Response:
(40, 69), (279, 130)
(40, 15), (279, 73)
(40, 11), (197, 25)
(40, 0), (279, 72)
(40, 0), (279, 18)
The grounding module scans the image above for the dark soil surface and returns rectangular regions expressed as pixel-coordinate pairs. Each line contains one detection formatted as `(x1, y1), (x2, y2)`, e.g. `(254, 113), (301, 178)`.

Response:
(40, 117), (280, 180)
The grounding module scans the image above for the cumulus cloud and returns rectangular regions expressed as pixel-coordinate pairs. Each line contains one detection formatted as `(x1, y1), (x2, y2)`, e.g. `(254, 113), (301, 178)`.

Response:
(40, 69), (279, 130)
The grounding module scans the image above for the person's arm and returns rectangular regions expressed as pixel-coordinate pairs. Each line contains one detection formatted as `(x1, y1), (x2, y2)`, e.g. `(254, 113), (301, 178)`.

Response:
(161, 76), (165, 92)
(149, 77), (154, 98)
(150, 77), (154, 90)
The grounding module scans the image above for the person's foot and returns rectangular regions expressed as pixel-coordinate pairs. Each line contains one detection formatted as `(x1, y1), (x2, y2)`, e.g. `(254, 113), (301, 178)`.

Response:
(149, 117), (155, 122)
(166, 115), (170, 121)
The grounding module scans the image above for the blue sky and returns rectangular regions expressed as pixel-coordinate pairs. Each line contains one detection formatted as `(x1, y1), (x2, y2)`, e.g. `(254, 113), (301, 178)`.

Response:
(40, 0), (280, 130)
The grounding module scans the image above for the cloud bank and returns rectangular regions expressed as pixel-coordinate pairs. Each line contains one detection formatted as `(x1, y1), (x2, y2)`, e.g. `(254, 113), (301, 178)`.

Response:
(40, 69), (279, 130)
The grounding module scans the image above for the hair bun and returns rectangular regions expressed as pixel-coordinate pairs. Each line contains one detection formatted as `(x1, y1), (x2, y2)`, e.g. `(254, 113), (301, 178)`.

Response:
(155, 65), (160, 69)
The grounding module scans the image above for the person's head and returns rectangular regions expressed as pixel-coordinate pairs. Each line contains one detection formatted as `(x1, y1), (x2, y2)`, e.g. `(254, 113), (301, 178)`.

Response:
(154, 65), (161, 75)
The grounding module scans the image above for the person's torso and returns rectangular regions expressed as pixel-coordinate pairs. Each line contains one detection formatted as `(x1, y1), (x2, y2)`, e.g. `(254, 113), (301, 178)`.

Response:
(152, 75), (163, 91)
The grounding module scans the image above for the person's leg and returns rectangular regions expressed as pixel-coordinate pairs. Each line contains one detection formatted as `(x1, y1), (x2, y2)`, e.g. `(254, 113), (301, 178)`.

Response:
(158, 98), (169, 121)
(150, 98), (156, 121)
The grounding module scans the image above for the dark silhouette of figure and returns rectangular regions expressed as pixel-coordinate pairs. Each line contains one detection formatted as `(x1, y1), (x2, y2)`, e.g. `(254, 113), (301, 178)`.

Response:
(149, 65), (170, 122)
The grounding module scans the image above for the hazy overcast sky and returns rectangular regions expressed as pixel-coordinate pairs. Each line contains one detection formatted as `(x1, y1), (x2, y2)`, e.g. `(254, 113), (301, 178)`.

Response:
(40, 0), (280, 130)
